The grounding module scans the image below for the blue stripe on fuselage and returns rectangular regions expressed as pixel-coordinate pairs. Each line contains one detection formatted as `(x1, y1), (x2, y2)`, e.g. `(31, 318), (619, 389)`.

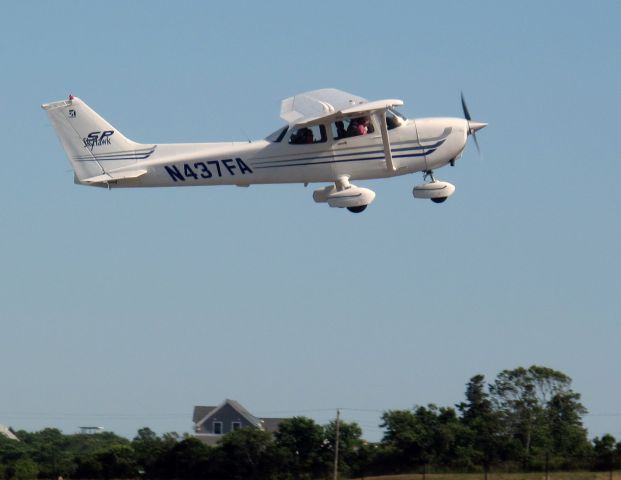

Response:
(251, 141), (443, 170)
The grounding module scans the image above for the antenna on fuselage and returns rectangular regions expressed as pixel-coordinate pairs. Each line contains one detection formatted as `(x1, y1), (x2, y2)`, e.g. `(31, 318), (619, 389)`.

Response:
(239, 128), (252, 143)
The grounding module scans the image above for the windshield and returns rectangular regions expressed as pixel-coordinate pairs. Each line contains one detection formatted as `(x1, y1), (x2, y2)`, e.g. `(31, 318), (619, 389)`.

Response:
(386, 108), (406, 130)
(265, 126), (288, 142)
(389, 108), (407, 120)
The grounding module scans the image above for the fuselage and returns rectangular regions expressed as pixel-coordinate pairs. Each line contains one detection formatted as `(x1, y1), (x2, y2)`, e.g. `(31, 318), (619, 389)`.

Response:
(104, 117), (469, 188)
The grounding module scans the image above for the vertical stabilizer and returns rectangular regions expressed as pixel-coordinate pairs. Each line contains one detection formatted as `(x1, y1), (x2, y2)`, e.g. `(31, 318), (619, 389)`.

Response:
(42, 96), (155, 182)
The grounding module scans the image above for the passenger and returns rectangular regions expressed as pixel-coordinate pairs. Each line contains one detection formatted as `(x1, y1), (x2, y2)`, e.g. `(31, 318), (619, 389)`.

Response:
(358, 117), (370, 135)
(347, 117), (370, 137)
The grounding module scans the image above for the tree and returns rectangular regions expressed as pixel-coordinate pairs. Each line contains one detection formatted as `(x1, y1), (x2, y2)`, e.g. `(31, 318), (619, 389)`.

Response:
(12, 459), (38, 480)
(20, 428), (76, 479)
(324, 419), (363, 477)
(459, 375), (495, 424)
(73, 455), (103, 479)
(489, 366), (585, 468)
(380, 408), (425, 472)
(132, 427), (176, 478)
(70, 431), (132, 457)
(274, 416), (330, 479)
(592, 434), (621, 471)
(0, 434), (31, 465)
(546, 391), (591, 468)
(95, 444), (137, 480)
(457, 375), (504, 472)
(162, 437), (211, 480)
(381, 405), (466, 472)
(211, 427), (277, 480)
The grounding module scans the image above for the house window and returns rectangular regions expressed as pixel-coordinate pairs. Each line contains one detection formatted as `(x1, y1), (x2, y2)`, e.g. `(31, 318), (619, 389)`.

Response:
(232, 421), (241, 431)
(213, 421), (223, 435)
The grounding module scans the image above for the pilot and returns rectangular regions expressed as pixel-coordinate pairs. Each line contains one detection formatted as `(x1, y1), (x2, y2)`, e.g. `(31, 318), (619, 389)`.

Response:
(303, 128), (314, 143)
(291, 128), (313, 144)
(292, 127), (314, 144)
(347, 117), (370, 137)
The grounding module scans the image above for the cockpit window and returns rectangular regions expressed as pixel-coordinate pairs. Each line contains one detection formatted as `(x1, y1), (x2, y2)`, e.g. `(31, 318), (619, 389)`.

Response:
(265, 126), (289, 142)
(331, 116), (375, 140)
(288, 125), (327, 145)
(386, 108), (406, 130)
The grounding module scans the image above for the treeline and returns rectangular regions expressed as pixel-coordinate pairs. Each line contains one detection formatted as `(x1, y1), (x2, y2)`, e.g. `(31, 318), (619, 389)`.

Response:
(1, 366), (621, 480)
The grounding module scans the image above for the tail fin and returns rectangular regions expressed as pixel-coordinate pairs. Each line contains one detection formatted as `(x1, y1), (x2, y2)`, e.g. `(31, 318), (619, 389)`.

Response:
(42, 96), (155, 183)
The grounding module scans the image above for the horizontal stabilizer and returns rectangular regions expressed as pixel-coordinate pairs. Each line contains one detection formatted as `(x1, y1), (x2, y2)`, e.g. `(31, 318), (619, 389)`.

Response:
(82, 169), (147, 185)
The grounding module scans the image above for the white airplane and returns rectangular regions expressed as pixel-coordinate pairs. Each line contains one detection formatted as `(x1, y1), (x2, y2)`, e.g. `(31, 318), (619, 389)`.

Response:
(42, 88), (486, 213)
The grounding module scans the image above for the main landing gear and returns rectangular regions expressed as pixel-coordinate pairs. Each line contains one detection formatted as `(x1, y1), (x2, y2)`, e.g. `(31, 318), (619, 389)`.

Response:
(313, 176), (376, 213)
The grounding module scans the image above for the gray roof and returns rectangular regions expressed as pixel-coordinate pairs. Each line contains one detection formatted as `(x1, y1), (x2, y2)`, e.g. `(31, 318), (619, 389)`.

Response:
(260, 417), (286, 434)
(193, 406), (216, 424)
(0, 425), (18, 441)
(194, 399), (262, 428)
(225, 399), (261, 426)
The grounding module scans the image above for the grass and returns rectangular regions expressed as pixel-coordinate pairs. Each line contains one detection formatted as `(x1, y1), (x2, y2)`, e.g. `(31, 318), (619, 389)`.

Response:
(355, 472), (621, 480)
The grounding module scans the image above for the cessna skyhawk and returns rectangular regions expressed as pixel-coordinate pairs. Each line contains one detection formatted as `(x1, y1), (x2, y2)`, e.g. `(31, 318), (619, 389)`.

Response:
(42, 88), (486, 213)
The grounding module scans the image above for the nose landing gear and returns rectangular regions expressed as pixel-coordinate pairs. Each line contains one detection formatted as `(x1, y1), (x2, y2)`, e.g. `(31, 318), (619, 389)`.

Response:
(413, 170), (455, 203)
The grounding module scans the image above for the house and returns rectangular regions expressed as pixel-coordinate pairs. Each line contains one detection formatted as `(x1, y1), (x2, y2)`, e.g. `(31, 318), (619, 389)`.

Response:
(193, 399), (286, 445)
(0, 425), (19, 441)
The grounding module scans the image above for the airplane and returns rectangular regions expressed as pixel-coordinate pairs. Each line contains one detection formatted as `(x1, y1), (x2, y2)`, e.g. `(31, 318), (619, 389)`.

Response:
(42, 88), (486, 213)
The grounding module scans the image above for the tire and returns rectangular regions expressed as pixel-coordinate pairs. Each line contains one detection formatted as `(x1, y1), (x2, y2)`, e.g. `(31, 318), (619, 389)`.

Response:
(347, 205), (367, 213)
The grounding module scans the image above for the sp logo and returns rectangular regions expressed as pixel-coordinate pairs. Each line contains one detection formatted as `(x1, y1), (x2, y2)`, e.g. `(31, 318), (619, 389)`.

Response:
(83, 130), (114, 149)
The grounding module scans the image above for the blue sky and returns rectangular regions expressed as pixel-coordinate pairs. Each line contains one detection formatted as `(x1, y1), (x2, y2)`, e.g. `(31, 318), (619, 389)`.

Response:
(1, 1), (620, 442)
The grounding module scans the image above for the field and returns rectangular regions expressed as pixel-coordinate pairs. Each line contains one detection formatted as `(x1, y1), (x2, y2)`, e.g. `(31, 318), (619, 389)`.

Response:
(357, 472), (620, 480)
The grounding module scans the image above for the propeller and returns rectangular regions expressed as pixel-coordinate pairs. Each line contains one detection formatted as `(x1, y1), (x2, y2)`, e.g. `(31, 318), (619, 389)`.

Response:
(460, 92), (487, 154)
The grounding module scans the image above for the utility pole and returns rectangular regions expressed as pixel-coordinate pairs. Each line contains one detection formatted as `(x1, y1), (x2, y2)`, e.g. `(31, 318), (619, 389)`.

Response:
(333, 409), (341, 480)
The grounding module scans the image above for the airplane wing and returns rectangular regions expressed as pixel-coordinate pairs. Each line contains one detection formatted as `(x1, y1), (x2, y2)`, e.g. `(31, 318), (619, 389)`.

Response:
(292, 98), (405, 127)
(281, 88), (403, 125)
(280, 88), (368, 125)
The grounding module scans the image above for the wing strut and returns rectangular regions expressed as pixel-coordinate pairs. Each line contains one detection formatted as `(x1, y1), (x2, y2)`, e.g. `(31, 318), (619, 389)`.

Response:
(377, 110), (395, 172)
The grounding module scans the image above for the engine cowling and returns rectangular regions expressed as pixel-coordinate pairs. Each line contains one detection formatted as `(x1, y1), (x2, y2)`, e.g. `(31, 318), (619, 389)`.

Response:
(413, 181), (455, 200)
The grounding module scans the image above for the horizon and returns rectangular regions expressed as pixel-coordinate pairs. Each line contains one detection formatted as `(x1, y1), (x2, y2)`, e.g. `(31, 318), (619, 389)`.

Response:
(1, 1), (620, 445)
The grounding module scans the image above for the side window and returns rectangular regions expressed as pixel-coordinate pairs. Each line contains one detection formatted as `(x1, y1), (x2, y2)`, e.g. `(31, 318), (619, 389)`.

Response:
(213, 421), (223, 435)
(332, 116), (375, 140)
(231, 421), (242, 431)
(288, 125), (327, 145)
